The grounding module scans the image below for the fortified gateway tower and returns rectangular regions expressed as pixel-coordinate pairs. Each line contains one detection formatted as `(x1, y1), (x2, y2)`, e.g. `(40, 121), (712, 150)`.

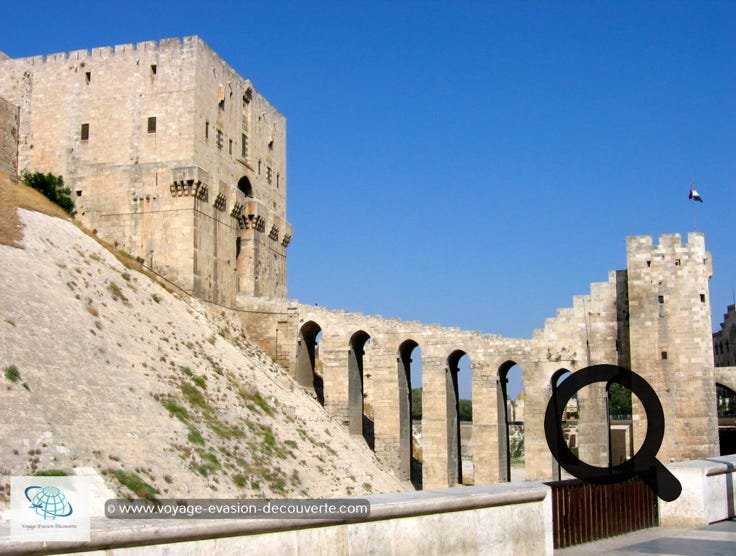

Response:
(0, 36), (291, 306)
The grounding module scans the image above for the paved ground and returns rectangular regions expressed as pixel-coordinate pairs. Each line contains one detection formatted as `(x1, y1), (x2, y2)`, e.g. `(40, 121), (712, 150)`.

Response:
(556, 519), (736, 555)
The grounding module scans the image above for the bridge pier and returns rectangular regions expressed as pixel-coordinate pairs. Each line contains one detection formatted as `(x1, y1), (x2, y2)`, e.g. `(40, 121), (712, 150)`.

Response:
(421, 355), (451, 489)
(472, 361), (504, 484)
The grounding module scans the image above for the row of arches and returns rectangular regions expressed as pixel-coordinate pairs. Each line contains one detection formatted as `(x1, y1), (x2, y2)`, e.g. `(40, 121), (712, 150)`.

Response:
(295, 320), (525, 489)
(293, 318), (735, 489)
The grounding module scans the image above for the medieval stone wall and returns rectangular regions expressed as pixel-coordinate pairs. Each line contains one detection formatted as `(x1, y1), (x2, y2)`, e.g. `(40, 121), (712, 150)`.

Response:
(232, 234), (719, 490)
(0, 95), (18, 176)
(0, 37), (290, 305)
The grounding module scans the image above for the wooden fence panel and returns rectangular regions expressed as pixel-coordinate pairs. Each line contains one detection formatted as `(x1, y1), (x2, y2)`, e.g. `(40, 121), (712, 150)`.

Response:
(545, 477), (657, 549)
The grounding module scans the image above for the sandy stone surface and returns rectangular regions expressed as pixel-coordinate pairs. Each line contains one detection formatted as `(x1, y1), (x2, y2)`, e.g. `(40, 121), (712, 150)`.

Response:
(0, 209), (407, 512)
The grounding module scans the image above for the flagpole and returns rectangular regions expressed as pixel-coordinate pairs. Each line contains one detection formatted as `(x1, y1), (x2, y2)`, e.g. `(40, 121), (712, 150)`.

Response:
(691, 181), (696, 230)
(692, 202), (697, 231)
(689, 182), (702, 231)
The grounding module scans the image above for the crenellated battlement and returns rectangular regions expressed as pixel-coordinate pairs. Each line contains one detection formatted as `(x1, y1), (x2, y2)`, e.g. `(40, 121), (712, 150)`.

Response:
(626, 232), (712, 281)
(626, 232), (707, 256)
(1, 36), (203, 66)
(0, 36), (255, 97)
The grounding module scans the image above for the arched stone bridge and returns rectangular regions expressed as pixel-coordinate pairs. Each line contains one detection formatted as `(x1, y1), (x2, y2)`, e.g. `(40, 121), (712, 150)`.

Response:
(238, 234), (723, 489)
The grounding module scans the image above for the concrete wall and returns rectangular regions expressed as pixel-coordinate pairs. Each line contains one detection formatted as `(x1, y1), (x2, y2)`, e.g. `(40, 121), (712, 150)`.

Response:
(0, 484), (553, 556)
(0, 95), (18, 176)
(659, 454), (736, 527)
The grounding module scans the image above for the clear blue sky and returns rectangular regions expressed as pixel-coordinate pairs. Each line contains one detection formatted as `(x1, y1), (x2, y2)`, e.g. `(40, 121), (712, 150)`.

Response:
(3, 2), (734, 399)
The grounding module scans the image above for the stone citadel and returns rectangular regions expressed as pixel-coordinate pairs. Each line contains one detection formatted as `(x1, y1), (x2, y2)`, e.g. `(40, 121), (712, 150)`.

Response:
(0, 36), (730, 490)
(0, 37), (290, 306)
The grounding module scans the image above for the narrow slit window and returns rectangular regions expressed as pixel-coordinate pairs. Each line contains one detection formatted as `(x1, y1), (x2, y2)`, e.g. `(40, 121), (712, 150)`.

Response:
(80, 123), (90, 141)
(700, 294), (706, 303)
(85, 72), (91, 84)
(241, 133), (248, 159)
(205, 121), (209, 140)
(661, 351), (668, 360)
(147, 116), (157, 134)
(150, 64), (157, 75)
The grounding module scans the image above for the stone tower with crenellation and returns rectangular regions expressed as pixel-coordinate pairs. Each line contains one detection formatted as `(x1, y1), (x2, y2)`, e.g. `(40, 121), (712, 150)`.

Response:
(0, 36), (291, 306)
(626, 233), (719, 461)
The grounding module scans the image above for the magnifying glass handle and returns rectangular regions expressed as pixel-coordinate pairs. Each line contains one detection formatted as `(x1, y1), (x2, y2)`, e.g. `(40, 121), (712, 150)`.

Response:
(639, 459), (682, 502)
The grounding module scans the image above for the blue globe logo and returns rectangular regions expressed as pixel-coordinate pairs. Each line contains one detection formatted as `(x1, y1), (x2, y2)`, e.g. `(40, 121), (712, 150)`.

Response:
(24, 485), (74, 520)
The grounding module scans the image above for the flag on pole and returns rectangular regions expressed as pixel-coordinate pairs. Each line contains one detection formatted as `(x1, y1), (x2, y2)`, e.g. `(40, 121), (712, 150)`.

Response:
(689, 186), (703, 202)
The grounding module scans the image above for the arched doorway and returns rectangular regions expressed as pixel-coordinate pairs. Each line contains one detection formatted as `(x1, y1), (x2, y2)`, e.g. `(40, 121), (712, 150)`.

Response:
(607, 378), (633, 467)
(238, 176), (253, 198)
(398, 339), (421, 488)
(717, 383), (736, 455)
(447, 350), (472, 485)
(234, 176), (254, 295)
(296, 321), (323, 405)
(550, 369), (573, 480)
(499, 361), (524, 482)
(348, 330), (373, 449)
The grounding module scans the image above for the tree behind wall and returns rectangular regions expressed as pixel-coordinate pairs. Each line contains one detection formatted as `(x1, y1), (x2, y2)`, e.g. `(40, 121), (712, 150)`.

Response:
(22, 171), (74, 214)
(608, 383), (632, 418)
(459, 399), (472, 421)
(411, 388), (422, 420)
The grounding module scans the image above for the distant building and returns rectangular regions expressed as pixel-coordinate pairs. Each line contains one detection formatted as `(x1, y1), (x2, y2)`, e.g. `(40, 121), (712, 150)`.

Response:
(714, 305), (736, 367)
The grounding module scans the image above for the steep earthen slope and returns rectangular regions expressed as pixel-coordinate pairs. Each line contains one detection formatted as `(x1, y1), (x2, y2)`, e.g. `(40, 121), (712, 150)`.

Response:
(0, 176), (405, 506)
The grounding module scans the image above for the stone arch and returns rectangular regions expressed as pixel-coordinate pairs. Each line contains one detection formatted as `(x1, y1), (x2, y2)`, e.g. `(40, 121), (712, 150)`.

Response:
(348, 329), (373, 448)
(498, 360), (523, 482)
(446, 349), (467, 485)
(717, 383), (736, 417)
(717, 382), (736, 455)
(296, 321), (324, 405)
(238, 176), (253, 198)
(398, 338), (420, 487)
(549, 368), (573, 480)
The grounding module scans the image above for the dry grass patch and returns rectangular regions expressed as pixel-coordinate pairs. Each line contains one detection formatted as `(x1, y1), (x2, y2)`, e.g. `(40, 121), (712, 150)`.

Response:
(0, 172), (180, 299)
(0, 173), (70, 248)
